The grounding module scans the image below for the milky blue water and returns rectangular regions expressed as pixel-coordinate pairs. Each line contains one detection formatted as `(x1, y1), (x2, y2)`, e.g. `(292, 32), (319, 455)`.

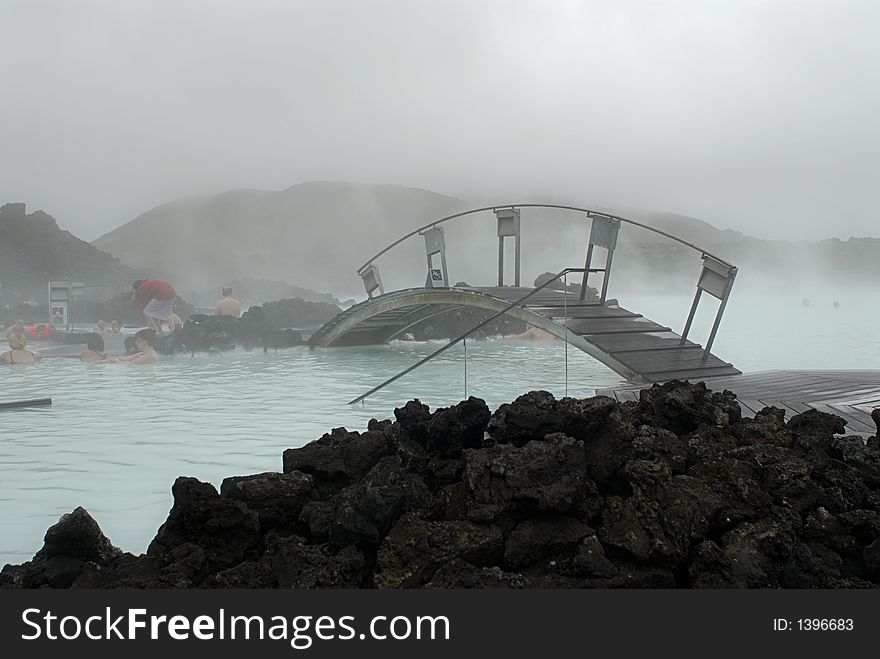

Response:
(1, 290), (878, 563)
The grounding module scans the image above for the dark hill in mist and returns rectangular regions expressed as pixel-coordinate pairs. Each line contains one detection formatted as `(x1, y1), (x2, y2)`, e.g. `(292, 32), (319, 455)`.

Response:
(0, 203), (136, 305)
(91, 182), (879, 297)
(93, 182), (467, 295)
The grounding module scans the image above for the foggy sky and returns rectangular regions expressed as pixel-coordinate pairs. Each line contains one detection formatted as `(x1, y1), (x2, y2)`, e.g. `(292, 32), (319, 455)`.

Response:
(1, 0), (878, 242)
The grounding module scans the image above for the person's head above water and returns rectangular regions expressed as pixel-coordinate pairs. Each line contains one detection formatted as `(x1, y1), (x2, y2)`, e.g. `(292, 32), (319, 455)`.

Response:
(8, 332), (28, 350)
(134, 328), (156, 349)
(85, 333), (105, 353)
(223, 286), (233, 297)
(133, 280), (145, 291)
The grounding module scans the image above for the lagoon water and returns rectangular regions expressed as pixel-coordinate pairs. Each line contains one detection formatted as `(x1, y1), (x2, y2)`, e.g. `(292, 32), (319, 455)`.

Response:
(1, 290), (878, 563)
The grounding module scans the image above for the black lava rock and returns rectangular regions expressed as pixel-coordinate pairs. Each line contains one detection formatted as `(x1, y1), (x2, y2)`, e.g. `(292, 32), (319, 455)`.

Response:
(6, 382), (880, 589)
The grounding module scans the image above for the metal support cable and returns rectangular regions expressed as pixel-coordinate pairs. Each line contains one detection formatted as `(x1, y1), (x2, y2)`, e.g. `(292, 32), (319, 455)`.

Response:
(463, 338), (467, 398)
(563, 272), (569, 397)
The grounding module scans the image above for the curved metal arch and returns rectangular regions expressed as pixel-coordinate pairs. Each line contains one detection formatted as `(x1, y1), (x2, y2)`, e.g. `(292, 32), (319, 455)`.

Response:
(357, 203), (735, 275)
(309, 287), (639, 380)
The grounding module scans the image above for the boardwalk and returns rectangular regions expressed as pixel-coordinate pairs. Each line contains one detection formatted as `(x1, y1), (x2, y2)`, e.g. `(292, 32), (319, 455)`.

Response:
(470, 286), (740, 382)
(598, 370), (880, 437)
(311, 203), (873, 408)
(311, 204), (743, 385)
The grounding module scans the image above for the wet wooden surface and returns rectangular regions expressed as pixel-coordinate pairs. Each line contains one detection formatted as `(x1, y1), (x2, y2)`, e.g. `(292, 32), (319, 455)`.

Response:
(598, 370), (880, 436)
(476, 286), (741, 382)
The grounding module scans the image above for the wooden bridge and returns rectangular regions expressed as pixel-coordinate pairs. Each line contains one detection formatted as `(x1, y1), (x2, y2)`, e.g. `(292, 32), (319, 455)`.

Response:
(309, 204), (743, 399)
(310, 283), (739, 382)
(310, 203), (877, 430)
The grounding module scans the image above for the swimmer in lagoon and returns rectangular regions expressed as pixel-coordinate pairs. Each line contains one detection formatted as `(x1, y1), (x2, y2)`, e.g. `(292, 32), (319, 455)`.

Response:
(109, 329), (158, 365)
(509, 326), (557, 341)
(79, 333), (107, 362)
(1, 332), (40, 363)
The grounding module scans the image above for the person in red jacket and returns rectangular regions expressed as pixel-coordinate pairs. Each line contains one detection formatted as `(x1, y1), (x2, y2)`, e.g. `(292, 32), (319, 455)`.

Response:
(132, 279), (176, 335)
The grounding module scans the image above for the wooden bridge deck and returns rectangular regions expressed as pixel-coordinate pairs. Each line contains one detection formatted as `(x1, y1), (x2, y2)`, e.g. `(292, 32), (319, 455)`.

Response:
(471, 286), (741, 383)
(597, 370), (880, 437)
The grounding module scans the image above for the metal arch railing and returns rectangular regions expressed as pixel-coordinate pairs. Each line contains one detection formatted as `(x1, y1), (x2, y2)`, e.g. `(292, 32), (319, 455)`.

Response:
(353, 202), (739, 364)
(356, 203), (736, 275)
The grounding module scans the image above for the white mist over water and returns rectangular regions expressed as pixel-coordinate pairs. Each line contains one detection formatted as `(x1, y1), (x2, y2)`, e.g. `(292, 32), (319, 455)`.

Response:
(1, 291), (878, 563)
(622, 289), (880, 371)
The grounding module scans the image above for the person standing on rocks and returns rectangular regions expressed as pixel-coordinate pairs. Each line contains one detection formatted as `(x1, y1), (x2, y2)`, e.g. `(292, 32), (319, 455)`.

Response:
(132, 279), (176, 335)
(168, 306), (184, 332)
(215, 286), (241, 317)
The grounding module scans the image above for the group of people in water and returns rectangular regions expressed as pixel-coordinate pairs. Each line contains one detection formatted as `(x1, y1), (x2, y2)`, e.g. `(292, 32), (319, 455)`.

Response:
(77, 328), (159, 365)
(1, 280), (242, 367)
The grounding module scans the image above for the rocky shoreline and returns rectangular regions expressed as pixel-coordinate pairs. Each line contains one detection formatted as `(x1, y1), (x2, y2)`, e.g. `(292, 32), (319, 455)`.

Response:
(3, 381), (880, 589)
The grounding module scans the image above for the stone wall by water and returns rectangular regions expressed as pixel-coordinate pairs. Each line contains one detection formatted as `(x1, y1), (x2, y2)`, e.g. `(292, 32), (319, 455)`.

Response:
(2, 382), (879, 589)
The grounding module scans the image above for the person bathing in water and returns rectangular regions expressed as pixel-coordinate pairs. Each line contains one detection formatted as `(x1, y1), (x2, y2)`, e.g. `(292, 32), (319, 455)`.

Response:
(108, 329), (158, 365)
(1, 332), (40, 363)
(132, 279), (176, 335)
(79, 333), (107, 362)
(509, 326), (557, 341)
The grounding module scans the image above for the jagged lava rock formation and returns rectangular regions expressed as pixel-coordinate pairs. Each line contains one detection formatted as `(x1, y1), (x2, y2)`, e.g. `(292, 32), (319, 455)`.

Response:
(3, 381), (880, 589)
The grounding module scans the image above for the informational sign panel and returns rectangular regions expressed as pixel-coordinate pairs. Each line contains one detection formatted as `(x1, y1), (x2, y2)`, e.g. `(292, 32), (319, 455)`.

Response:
(48, 281), (71, 329)
(51, 303), (67, 327)
(360, 264), (384, 298)
(697, 256), (734, 299)
(422, 227), (445, 256)
(426, 267), (447, 288)
(495, 208), (520, 237)
(589, 215), (620, 250)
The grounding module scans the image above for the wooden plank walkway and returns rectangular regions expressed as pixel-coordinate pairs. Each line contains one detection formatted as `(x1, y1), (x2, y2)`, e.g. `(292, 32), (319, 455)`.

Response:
(597, 370), (880, 437)
(472, 286), (741, 382)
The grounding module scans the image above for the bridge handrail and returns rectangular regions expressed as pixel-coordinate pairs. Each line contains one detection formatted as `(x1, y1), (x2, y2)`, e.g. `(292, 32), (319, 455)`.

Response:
(348, 267), (594, 405)
(356, 203), (735, 275)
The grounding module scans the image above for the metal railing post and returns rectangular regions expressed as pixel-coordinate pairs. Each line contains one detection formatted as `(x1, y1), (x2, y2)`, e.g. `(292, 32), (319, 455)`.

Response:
(600, 248), (614, 304)
(580, 244), (595, 300)
(495, 207), (521, 287)
(680, 288), (702, 345)
(702, 268), (737, 360)
(498, 236), (505, 286)
(514, 232), (521, 287)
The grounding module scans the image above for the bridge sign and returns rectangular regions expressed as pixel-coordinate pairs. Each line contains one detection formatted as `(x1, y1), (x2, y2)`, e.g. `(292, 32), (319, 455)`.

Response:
(426, 267), (447, 288)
